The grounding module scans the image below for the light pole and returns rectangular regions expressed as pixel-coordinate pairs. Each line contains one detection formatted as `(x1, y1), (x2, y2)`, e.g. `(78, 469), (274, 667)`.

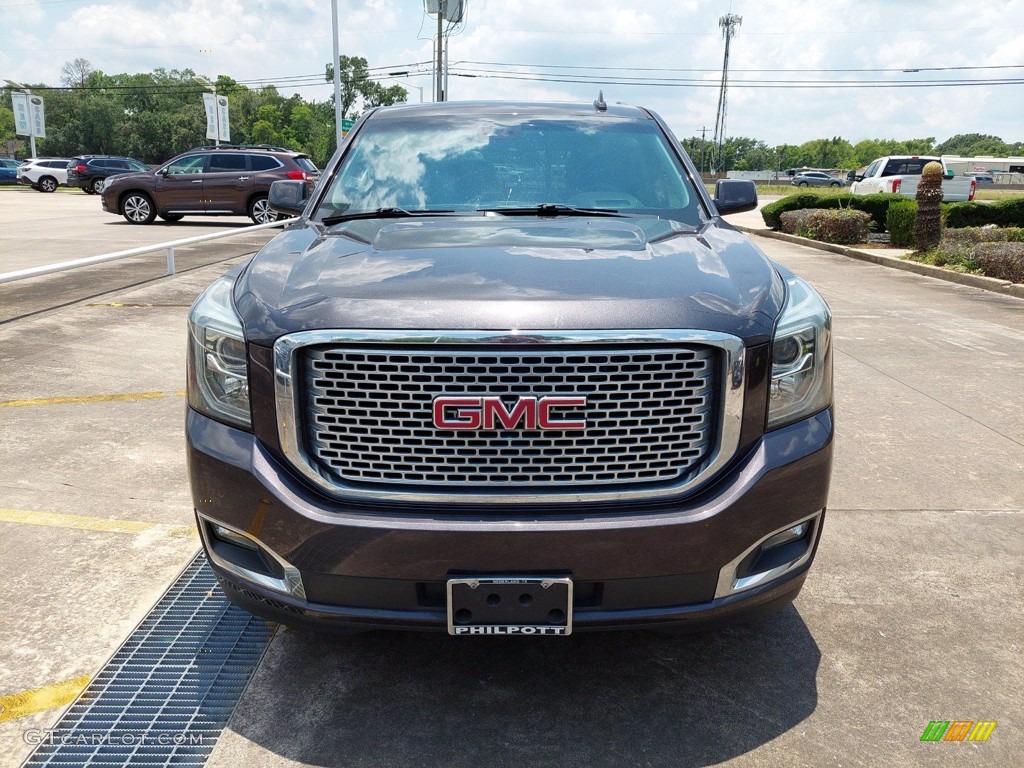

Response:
(331, 0), (342, 146)
(386, 71), (425, 103)
(193, 75), (220, 147)
(5, 80), (37, 158)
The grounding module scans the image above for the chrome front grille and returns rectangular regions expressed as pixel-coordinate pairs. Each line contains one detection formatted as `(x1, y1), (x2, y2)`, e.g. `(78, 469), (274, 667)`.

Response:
(274, 330), (746, 504)
(302, 345), (716, 487)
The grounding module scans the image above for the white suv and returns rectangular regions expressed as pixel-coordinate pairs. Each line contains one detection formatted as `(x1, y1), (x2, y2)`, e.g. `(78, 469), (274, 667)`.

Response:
(17, 158), (71, 192)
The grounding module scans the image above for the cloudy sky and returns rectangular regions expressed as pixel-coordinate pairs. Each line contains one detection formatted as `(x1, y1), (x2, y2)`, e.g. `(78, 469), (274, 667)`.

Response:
(2, 0), (1022, 146)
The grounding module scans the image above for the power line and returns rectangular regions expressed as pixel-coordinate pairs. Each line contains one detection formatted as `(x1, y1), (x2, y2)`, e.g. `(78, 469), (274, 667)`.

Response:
(454, 60), (1024, 74)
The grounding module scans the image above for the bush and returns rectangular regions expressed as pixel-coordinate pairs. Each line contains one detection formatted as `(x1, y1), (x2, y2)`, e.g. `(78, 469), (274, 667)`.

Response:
(803, 209), (872, 245)
(848, 193), (907, 231)
(761, 193), (847, 229)
(941, 226), (1024, 247)
(779, 209), (817, 235)
(760, 191), (905, 231)
(886, 200), (917, 248)
(945, 198), (1024, 228)
(972, 242), (1024, 283)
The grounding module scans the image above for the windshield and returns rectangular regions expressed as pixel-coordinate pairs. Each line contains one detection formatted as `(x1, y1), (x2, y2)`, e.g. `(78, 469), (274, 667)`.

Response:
(313, 113), (705, 227)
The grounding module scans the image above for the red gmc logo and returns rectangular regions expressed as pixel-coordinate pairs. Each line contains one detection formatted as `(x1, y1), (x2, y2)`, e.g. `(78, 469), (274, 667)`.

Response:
(432, 396), (587, 431)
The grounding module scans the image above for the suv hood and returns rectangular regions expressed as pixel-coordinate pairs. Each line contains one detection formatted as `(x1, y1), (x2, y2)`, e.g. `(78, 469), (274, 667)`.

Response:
(235, 216), (784, 346)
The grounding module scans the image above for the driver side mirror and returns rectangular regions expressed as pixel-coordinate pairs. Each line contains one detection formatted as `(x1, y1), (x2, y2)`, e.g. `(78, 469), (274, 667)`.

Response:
(712, 179), (758, 215)
(269, 179), (308, 216)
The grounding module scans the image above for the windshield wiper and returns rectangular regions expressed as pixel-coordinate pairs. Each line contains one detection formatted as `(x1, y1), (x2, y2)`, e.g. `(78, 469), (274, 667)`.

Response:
(322, 207), (455, 226)
(477, 203), (627, 218)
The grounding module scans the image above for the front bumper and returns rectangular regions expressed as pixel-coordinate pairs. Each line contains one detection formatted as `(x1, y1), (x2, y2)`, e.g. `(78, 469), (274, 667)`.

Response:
(187, 407), (833, 633)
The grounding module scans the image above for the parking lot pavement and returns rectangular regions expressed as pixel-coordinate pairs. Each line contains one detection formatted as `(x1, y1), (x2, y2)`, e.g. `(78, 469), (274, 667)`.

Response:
(1, 223), (1021, 767)
(0, 187), (262, 273)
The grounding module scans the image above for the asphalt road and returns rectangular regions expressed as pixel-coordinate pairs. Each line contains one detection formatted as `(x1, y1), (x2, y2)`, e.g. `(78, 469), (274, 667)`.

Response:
(0, 196), (1021, 767)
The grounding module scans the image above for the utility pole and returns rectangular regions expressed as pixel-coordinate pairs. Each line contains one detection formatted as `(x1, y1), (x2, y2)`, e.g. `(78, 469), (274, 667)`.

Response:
(700, 126), (707, 175)
(712, 13), (741, 174)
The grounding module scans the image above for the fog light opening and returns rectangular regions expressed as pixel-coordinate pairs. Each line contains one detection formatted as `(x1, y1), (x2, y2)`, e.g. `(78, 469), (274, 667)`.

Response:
(198, 513), (306, 601)
(715, 512), (821, 599)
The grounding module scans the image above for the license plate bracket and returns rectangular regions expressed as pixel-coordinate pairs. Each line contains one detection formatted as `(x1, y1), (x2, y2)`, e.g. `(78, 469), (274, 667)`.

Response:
(447, 576), (573, 636)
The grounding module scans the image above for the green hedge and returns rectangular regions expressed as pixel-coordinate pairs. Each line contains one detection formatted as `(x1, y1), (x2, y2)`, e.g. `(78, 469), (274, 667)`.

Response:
(944, 198), (1024, 228)
(761, 192), (905, 231)
(886, 201), (917, 248)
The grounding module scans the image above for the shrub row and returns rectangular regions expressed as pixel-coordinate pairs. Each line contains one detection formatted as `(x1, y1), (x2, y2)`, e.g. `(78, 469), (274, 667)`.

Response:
(944, 198), (1024, 228)
(761, 192), (906, 231)
(926, 227), (1024, 281)
(973, 243), (1024, 283)
(762, 192), (1024, 234)
(779, 208), (871, 245)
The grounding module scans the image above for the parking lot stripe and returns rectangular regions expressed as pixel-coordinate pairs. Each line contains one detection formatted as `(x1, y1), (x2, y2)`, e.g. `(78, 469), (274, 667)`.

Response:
(0, 676), (91, 723)
(0, 508), (197, 537)
(0, 391), (186, 408)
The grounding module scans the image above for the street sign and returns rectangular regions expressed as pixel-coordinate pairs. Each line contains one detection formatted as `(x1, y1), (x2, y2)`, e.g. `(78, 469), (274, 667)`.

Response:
(341, 118), (355, 137)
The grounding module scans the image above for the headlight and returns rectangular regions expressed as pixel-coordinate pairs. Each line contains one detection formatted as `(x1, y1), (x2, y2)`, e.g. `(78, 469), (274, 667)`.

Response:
(767, 275), (832, 429)
(187, 276), (251, 429)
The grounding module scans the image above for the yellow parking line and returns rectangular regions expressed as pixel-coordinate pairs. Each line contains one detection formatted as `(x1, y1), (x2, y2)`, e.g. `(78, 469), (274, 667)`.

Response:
(0, 508), (197, 538)
(0, 675), (90, 723)
(0, 391), (186, 408)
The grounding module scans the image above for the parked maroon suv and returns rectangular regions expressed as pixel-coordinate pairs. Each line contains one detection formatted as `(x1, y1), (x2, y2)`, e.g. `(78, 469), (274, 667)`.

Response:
(100, 145), (319, 225)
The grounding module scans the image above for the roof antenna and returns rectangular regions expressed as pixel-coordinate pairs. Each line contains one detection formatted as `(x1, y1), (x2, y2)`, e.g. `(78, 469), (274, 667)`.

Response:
(593, 90), (607, 112)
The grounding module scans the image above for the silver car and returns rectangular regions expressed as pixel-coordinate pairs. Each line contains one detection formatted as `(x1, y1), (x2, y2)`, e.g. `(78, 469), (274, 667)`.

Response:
(791, 171), (846, 188)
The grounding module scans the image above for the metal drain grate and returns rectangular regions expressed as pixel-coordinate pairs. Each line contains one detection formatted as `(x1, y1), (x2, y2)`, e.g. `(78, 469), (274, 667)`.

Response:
(24, 553), (274, 767)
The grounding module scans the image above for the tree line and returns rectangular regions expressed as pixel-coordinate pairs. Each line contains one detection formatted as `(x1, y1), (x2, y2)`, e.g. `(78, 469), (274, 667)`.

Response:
(0, 57), (406, 167)
(2, 58), (1021, 172)
(683, 133), (1024, 174)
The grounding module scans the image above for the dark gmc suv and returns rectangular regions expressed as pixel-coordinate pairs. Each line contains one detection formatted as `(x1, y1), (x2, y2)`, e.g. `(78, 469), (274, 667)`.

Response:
(187, 101), (833, 636)
(101, 145), (318, 225)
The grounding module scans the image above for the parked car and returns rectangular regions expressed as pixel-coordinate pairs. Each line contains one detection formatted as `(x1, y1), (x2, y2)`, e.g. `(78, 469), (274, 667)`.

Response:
(100, 145), (319, 224)
(66, 155), (151, 194)
(851, 156), (976, 202)
(187, 100), (834, 636)
(16, 157), (71, 192)
(791, 171), (846, 188)
(0, 158), (19, 185)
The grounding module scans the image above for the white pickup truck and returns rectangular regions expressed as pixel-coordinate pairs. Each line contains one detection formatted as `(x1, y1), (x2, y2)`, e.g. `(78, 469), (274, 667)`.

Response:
(850, 156), (976, 202)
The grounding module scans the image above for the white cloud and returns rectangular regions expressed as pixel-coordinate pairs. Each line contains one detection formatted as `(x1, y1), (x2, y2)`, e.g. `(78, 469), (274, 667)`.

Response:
(4, 0), (1022, 146)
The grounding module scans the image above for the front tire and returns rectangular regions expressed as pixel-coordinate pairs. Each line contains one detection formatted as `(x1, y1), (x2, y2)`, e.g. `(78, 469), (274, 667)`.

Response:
(797, 182), (808, 187)
(122, 193), (156, 224)
(248, 195), (278, 225)
(38, 176), (57, 193)
(91, 178), (105, 194)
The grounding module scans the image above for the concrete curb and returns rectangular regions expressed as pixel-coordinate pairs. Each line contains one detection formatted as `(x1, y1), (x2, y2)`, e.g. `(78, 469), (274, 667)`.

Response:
(733, 225), (1024, 300)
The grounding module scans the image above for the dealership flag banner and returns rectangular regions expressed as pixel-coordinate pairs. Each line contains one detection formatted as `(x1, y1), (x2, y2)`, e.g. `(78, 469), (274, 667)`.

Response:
(203, 93), (218, 141)
(217, 96), (230, 142)
(29, 95), (46, 138)
(11, 92), (31, 136)
(202, 93), (230, 142)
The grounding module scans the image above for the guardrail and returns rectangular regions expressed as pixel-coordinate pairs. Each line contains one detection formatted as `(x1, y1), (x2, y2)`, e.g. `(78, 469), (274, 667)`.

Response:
(0, 219), (286, 285)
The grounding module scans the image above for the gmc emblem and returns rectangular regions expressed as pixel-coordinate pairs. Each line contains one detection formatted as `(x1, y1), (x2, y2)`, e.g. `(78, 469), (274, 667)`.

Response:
(432, 396), (587, 431)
